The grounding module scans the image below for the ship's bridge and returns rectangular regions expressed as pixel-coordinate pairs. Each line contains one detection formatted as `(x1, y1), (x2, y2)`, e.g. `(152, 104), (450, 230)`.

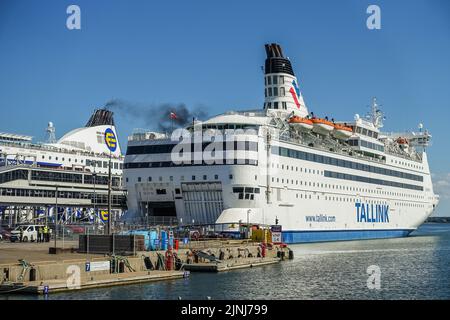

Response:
(331, 114), (384, 157)
(186, 110), (271, 132)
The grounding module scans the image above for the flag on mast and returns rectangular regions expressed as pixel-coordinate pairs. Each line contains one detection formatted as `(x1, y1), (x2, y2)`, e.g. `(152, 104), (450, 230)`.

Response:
(170, 112), (177, 119)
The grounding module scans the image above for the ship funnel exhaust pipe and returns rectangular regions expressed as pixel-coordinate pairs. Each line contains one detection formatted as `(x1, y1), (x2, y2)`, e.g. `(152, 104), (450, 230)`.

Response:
(86, 109), (115, 127)
(264, 43), (294, 75)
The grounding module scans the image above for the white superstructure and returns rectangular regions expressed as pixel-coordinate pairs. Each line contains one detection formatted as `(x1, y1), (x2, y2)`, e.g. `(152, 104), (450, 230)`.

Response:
(0, 109), (126, 225)
(123, 44), (439, 243)
(0, 109), (123, 175)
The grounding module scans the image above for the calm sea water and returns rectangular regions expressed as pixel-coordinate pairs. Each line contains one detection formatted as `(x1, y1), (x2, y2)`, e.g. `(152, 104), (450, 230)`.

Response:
(3, 223), (450, 300)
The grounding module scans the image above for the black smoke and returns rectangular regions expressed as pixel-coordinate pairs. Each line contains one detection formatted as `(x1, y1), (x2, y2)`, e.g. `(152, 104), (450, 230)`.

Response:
(104, 99), (208, 132)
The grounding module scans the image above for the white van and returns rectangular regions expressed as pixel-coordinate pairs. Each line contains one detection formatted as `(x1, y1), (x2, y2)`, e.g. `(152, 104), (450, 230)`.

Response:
(10, 225), (45, 242)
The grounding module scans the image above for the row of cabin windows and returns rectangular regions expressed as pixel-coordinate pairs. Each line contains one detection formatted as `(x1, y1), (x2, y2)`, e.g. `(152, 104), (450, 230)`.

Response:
(275, 146), (423, 182)
(40, 155), (122, 170)
(124, 159), (258, 168)
(317, 195), (425, 208)
(0, 187), (126, 204)
(202, 124), (257, 130)
(42, 155), (81, 163)
(86, 159), (122, 170)
(270, 164), (424, 199)
(276, 185), (425, 208)
(265, 75), (285, 85)
(132, 174), (228, 183)
(265, 87), (286, 97)
(390, 158), (423, 170)
(270, 167), (423, 192)
(324, 170), (423, 191)
(126, 141), (258, 156)
(272, 163), (323, 175)
(265, 102), (287, 110)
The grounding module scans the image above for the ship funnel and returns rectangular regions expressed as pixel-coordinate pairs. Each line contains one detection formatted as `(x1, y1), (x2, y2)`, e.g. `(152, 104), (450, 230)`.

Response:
(263, 43), (308, 118)
(86, 108), (115, 127)
(56, 108), (122, 156)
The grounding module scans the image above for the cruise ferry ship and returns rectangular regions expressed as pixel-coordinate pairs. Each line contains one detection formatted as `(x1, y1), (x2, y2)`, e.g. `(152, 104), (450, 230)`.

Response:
(0, 109), (126, 225)
(0, 109), (123, 175)
(124, 43), (439, 243)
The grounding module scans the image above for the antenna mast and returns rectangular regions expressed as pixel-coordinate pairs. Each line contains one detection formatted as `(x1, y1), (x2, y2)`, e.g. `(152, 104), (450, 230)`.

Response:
(367, 97), (384, 129)
(45, 122), (57, 143)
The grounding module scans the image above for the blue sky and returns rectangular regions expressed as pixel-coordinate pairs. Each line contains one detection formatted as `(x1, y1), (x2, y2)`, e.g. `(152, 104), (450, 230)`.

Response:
(0, 0), (449, 215)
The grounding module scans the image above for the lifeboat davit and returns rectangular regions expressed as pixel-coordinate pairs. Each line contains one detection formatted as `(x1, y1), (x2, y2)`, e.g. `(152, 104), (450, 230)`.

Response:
(333, 124), (353, 140)
(288, 116), (313, 132)
(311, 118), (334, 135)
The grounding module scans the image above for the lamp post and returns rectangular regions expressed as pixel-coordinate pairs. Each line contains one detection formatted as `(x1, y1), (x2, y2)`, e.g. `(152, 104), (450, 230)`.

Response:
(107, 152), (112, 235)
(92, 166), (96, 234)
(247, 209), (251, 239)
(54, 185), (58, 250)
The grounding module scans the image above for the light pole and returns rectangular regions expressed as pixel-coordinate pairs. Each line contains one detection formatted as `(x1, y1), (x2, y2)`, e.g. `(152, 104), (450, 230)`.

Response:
(54, 185), (59, 250)
(107, 152), (112, 235)
(247, 209), (251, 239)
(92, 166), (96, 234)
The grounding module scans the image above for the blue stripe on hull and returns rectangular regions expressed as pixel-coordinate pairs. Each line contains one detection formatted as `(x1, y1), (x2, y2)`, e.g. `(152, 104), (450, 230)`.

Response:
(282, 229), (413, 244)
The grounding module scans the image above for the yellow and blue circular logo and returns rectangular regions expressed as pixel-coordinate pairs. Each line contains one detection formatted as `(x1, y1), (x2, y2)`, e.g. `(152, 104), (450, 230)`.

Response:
(100, 210), (109, 222)
(104, 128), (117, 152)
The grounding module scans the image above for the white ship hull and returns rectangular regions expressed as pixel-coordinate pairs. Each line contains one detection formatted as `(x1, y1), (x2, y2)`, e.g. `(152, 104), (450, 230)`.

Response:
(124, 134), (438, 243)
(123, 43), (439, 243)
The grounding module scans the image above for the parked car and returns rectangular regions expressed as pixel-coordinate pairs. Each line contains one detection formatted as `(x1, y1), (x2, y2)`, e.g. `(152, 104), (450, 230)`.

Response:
(10, 224), (46, 242)
(0, 228), (13, 241)
(65, 225), (85, 234)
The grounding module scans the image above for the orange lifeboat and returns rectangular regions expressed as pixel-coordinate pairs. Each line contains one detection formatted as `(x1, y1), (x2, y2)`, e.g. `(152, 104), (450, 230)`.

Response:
(311, 117), (334, 134)
(333, 123), (353, 140)
(288, 116), (313, 132)
(396, 137), (409, 145)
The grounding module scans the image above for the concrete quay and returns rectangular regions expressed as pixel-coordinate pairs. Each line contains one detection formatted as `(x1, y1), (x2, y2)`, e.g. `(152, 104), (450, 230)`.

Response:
(0, 239), (291, 294)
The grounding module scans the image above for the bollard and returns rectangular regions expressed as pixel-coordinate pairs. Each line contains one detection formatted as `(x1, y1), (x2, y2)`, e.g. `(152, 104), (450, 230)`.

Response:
(288, 249), (294, 260)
